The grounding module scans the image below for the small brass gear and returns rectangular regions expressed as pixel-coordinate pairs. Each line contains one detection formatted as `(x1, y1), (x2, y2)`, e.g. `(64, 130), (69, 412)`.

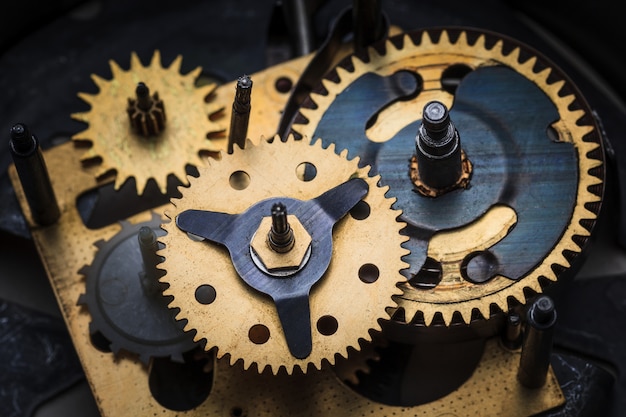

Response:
(292, 28), (604, 326)
(71, 50), (225, 195)
(159, 136), (408, 374)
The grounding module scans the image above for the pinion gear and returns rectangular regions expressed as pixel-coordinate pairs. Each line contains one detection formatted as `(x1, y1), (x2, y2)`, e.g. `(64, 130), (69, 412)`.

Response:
(159, 136), (408, 374)
(72, 50), (226, 195)
(292, 29), (604, 326)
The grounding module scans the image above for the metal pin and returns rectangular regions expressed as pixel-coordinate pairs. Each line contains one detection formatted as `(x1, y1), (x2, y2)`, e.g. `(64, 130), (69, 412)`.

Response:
(415, 101), (463, 190)
(127, 82), (166, 136)
(228, 75), (253, 154)
(502, 312), (523, 350)
(9, 123), (60, 225)
(517, 295), (557, 388)
(268, 203), (295, 253)
(135, 82), (152, 111)
(138, 226), (161, 295)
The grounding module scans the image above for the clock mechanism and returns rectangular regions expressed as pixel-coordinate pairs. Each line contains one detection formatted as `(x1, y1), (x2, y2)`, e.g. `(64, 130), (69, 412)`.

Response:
(2, 1), (624, 416)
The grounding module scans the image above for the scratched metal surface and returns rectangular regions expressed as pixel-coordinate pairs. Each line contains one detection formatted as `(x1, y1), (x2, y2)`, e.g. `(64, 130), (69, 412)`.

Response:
(313, 66), (577, 278)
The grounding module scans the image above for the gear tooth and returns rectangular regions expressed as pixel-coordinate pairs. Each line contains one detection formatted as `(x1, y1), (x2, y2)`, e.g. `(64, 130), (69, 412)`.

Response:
(477, 305), (490, 322)
(186, 65), (202, 81)
(535, 67), (551, 85)
(442, 310), (456, 326)
(335, 65), (352, 82)
(78, 264), (91, 276)
(90, 73), (108, 90)
(508, 46), (522, 64)
(476, 34), (488, 49)
(130, 51), (143, 69)
(384, 38), (397, 53)
(439, 29), (451, 46)
(77, 293), (87, 306)
(108, 59), (124, 77)
(339, 148), (349, 159)
(77, 92), (95, 106)
(110, 342), (122, 356)
(520, 55), (538, 72)
(139, 353), (151, 365)
(70, 111), (90, 123)
(456, 30), (469, 48)
(423, 310), (436, 326)
(245, 137), (256, 149)
(93, 239), (106, 249)
(548, 79), (566, 98)
(151, 49), (164, 68)
(420, 30), (434, 47)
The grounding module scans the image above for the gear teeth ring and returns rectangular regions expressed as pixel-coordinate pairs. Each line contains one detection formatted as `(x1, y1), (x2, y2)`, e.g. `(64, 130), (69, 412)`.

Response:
(77, 212), (197, 363)
(292, 28), (605, 326)
(159, 135), (409, 374)
(71, 50), (226, 195)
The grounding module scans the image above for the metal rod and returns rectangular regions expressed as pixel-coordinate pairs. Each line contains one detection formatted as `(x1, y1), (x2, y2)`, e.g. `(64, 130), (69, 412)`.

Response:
(138, 226), (161, 295)
(284, 0), (314, 56)
(228, 75), (253, 154)
(268, 202), (295, 253)
(9, 123), (60, 225)
(517, 295), (557, 388)
(415, 101), (463, 190)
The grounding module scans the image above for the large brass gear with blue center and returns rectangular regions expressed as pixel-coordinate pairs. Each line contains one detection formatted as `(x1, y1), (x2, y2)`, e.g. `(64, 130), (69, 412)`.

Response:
(292, 28), (605, 326)
(158, 136), (408, 374)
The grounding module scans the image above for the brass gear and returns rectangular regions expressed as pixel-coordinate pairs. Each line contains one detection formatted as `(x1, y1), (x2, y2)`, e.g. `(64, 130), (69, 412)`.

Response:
(71, 50), (225, 195)
(292, 28), (604, 326)
(159, 136), (408, 374)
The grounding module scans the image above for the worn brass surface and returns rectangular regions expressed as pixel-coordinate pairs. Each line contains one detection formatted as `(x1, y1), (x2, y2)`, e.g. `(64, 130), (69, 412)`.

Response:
(71, 50), (226, 194)
(7, 39), (566, 416)
(160, 136), (408, 374)
(295, 29), (604, 325)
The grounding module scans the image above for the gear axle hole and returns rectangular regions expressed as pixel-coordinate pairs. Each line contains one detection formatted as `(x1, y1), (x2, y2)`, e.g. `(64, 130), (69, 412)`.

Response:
(349, 200), (371, 220)
(195, 285), (216, 305)
(317, 315), (338, 336)
(249, 324), (270, 344)
(295, 162), (317, 181)
(229, 170), (250, 190)
(358, 263), (379, 283)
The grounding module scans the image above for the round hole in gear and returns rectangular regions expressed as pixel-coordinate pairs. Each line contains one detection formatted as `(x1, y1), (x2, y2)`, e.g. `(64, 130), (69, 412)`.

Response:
(229, 171), (250, 190)
(275, 76), (293, 93)
(248, 324), (270, 344)
(409, 257), (443, 290)
(358, 263), (380, 283)
(317, 315), (338, 336)
(295, 162), (317, 181)
(349, 200), (371, 220)
(462, 251), (499, 284)
(195, 285), (216, 305)
(230, 406), (245, 417)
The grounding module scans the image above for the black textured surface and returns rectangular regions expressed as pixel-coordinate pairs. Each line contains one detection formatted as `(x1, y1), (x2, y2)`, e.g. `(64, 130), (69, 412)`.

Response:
(0, 299), (84, 417)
